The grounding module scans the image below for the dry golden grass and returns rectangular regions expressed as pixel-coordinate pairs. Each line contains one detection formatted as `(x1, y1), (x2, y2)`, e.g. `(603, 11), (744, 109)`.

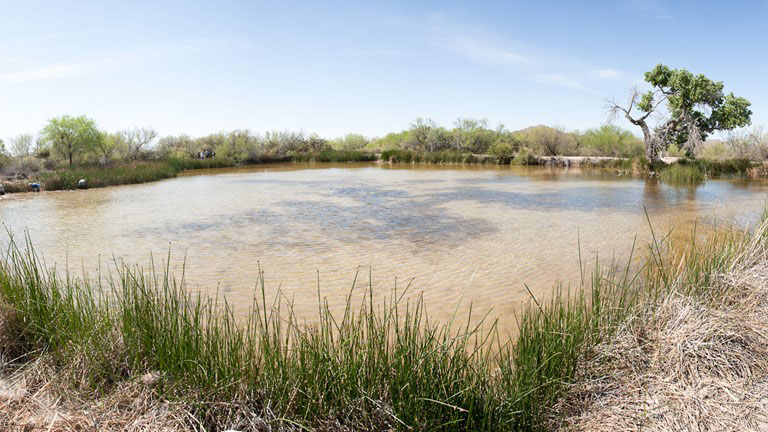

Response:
(557, 226), (768, 431)
(0, 360), (187, 432)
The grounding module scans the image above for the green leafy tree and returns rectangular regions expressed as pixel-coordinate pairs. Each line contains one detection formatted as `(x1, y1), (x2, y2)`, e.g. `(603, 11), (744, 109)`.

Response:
(579, 124), (643, 157)
(610, 64), (752, 164)
(406, 118), (451, 152)
(330, 133), (369, 150)
(41, 115), (103, 166)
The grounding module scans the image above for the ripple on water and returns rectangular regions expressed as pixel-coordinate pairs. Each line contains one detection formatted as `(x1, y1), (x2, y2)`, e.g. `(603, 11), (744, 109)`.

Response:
(1, 163), (767, 332)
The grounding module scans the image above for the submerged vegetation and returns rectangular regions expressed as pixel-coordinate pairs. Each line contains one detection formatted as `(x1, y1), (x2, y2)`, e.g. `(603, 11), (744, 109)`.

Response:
(0, 212), (764, 430)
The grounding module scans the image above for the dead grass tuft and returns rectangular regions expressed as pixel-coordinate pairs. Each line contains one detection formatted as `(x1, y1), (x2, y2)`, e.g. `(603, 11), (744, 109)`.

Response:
(0, 359), (187, 432)
(557, 236), (768, 431)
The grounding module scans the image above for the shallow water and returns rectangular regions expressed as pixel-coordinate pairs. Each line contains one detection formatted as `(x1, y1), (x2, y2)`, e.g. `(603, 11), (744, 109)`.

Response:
(2, 163), (767, 331)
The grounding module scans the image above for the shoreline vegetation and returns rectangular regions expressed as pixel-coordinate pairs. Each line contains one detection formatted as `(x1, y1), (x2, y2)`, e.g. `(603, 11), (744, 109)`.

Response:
(3, 115), (768, 195)
(1, 213), (766, 430)
(1, 149), (767, 195)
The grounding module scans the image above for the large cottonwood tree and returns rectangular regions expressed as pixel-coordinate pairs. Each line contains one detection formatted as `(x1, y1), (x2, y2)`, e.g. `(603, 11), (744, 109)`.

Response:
(610, 64), (752, 164)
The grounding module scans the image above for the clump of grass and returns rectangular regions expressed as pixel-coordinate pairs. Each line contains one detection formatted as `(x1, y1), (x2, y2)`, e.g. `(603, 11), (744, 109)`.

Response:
(290, 149), (377, 162)
(659, 163), (705, 184)
(37, 161), (180, 190)
(558, 220), (768, 431)
(0, 216), (763, 430)
(165, 157), (237, 171)
(696, 158), (753, 177)
(0, 180), (30, 194)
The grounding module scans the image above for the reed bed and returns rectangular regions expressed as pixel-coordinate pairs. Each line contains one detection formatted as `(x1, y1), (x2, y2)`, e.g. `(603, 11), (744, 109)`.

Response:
(290, 149), (377, 163)
(0, 215), (765, 431)
(37, 161), (180, 190)
(659, 163), (705, 184)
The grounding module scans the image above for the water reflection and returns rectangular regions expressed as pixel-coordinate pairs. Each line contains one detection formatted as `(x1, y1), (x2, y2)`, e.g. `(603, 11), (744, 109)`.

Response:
(1, 163), (766, 332)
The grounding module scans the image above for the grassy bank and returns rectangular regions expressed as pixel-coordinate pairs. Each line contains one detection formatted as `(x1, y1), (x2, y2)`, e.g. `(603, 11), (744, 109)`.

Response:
(2, 151), (766, 195)
(1, 215), (764, 430)
(0, 150), (374, 194)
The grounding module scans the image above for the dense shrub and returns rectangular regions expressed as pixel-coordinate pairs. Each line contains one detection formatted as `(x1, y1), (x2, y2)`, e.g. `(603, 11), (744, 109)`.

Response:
(579, 124), (644, 158)
(512, 147), (535, 165)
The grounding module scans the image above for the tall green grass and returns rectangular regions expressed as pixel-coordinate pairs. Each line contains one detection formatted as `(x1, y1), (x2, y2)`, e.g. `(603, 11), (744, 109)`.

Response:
(0, 218), (762, 430)
(659, 163), (705, 184)
(290, 149), (377, 163)
(165, 157), (237, 171)
(36, 161), (180, 190)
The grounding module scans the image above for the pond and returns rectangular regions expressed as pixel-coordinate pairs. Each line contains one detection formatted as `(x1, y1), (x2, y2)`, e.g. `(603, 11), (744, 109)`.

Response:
(2, 163), (767, 332)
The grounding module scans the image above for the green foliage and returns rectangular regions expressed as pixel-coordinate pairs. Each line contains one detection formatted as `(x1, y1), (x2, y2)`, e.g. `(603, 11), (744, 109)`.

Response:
(659, 163), (705, 184)
(404, 118), (453, 152)
(41, 115), (104, 166)
(451, 118), (507, 153)
(369, 131), (411, 151)
(696, 140), (731, 160)
(665, 144), (687, 158)
(515, 125), (577, 156)
(644, 64), (751, 149)
(512, 147), (535, 165)
(289, 149), (376, 163)
(380, 149), (491, 164)
(37, 162), (179, 190)
(579, 124), (643, 157)
(680, 158), (753, 178)
(488, 140), (516, 163)
(1, 212), (759, 430)
(164, 157), (237, 171)
(330, 133), (369, 150)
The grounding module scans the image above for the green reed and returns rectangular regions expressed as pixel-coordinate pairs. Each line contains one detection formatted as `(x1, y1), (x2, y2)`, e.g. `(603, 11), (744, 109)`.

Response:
(0, 215), (763, 431)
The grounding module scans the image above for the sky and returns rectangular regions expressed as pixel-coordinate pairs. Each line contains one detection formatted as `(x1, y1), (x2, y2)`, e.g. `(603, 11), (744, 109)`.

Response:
(1, 0), (767, 140)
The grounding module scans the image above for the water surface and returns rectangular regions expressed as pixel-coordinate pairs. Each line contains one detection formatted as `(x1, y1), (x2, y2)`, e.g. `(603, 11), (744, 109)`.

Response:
(2, 163), (766, 331)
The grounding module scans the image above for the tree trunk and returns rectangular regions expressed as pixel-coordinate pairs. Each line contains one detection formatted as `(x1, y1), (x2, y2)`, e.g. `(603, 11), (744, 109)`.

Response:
(626, 114), (659, 167)
(69, 152), (73, 167)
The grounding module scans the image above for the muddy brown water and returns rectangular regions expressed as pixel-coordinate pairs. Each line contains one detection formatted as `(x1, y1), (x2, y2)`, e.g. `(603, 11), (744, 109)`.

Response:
(1, 163), (767, 332)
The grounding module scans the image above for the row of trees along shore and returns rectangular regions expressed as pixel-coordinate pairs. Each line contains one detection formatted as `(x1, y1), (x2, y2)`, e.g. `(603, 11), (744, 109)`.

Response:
(0, 64), (765, 185)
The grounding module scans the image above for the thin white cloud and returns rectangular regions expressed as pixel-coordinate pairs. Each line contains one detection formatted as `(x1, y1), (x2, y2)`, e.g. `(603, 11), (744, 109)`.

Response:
(0, 54), (138, 83)
(0, 38), (236, 84)
(442, 34), (532, 66)
(537, 73), (589, 90)
(593, 69), (620, 79)
(422, 14), (617, 91)
(338, 48), (410, 57)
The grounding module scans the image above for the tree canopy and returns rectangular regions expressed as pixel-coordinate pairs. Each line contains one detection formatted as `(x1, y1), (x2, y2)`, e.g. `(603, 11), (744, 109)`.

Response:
(41, 115), (103, 166)
(611, 64), (752, 164)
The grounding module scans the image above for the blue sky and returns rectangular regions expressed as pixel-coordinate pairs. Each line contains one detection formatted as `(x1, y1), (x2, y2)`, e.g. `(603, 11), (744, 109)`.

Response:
(1, 0), (766, 140)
